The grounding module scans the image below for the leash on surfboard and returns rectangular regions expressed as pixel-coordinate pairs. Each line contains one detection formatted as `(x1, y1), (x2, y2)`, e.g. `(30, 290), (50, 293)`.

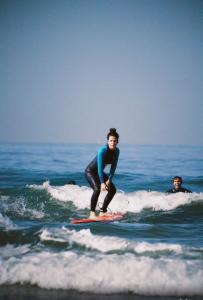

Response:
(97, 202), (112, 214)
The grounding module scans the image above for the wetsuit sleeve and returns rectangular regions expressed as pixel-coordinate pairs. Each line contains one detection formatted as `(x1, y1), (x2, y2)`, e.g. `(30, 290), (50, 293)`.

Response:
(183, 188), (192, 193)
(166, 189), (174, 194)
(109, 148), (120, 181)
(97, 146), (107, 183)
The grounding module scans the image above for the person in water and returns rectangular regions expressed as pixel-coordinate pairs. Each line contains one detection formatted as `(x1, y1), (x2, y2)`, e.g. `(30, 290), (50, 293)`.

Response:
(67, 180), (76, 185)
(85, 128), (120, 219)
(166, 176), (192, 194)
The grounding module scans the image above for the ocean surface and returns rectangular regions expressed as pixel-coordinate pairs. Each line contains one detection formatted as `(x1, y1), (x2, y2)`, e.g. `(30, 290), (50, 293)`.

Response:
(0, 142), (203, 300)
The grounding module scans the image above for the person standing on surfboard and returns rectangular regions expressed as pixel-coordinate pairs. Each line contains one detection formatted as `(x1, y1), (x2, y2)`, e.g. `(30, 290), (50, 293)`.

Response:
(85, 128), (120, 219)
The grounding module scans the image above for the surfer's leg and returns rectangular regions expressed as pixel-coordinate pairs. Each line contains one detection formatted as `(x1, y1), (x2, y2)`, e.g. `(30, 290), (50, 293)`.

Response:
(101, 182), (116, 213)
(85, 169), (101, 212)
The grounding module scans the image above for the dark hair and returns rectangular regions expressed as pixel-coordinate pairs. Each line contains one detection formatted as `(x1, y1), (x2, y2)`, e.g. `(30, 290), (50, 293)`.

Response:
(107, 128), (119, 141)
(173, 176), (182, 183)
(67, 180), (76, 185)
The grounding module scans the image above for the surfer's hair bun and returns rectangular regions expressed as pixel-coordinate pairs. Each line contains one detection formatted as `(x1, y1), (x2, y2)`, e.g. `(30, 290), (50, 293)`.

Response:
(107, 128), (119, 141)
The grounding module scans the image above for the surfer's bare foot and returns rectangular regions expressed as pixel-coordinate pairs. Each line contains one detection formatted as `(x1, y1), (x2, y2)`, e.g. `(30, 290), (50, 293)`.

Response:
(99, 211), (112, 217)
(89, 211), (97, 219)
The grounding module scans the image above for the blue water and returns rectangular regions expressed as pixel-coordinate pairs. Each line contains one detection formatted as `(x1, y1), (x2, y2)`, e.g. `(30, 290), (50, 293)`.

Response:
(0, 142), (203, 298)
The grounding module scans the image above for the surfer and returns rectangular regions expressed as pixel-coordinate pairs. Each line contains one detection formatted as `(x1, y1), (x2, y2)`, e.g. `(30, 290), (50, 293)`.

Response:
(166, 176), (192, 194)
(85, 128), (120, 219)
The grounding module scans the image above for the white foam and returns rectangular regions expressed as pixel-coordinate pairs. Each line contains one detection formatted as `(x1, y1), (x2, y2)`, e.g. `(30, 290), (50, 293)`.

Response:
(0, 195), (45, 220)
(0, 195), (10, 201)
(0, 248), (202, 295)
(0, 244), (30, 258)
(40, 228), (69, 243)
(25, 208), (45, 219)
(39, 227), (183, 255)
(30, 181), (91, 209)
(29, 181), (203, 213)
(0, 213), (16, 230)
(110, 191), (203, 214)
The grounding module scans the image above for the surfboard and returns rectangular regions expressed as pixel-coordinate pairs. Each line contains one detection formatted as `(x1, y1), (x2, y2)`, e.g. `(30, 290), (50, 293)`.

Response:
(71, 212), (124, 224)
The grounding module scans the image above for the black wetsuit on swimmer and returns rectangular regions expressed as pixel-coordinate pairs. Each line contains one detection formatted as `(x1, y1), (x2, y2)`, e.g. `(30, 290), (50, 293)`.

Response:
(85, 144), (120, 213)
(166, 187), (192, 194)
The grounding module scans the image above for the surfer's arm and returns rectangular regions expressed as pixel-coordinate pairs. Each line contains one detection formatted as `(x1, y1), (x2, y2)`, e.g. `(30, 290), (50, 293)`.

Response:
(97, 146), (107, 183)
(109, 148), (120, 182)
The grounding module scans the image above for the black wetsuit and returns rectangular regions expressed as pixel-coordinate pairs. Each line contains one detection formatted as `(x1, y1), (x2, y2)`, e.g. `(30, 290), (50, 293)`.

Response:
(166, 187), (192, 194)
(85, 144), (120, 212)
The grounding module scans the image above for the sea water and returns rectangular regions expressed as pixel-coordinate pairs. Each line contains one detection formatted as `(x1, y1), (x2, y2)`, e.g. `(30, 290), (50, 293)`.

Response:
(0, 142), (203, 299)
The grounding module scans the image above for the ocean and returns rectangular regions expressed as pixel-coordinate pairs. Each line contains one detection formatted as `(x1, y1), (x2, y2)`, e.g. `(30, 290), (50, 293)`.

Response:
(0, 142), (203, 300)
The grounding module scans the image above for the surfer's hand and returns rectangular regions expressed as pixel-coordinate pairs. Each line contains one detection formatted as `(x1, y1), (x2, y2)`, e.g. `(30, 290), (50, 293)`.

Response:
(101, 183), (106, 191)
(105, 180), (110, 190)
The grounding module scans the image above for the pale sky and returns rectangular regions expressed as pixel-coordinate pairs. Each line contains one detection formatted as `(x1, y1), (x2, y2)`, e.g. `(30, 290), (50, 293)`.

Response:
(0, 0), (203, 145)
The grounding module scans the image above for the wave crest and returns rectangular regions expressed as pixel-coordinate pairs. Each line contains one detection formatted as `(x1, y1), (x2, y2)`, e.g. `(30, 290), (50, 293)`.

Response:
(28, 181), (203, 214)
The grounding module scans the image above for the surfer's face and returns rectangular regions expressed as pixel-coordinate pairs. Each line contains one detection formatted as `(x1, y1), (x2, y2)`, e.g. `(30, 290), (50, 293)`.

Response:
(173, 178), (182, 189)
(107, 136), (118, 150)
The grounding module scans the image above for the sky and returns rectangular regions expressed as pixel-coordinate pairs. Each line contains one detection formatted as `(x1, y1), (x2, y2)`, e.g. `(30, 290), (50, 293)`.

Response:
(0, 0), (203, 145)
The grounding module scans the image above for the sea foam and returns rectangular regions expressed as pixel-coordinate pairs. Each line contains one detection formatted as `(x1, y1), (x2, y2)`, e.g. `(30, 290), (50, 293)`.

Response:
(29, 181), (203, 213)
(0, 247), (203, 295)
(0, 213), (16, 230)
(39, 227), (183, 255)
